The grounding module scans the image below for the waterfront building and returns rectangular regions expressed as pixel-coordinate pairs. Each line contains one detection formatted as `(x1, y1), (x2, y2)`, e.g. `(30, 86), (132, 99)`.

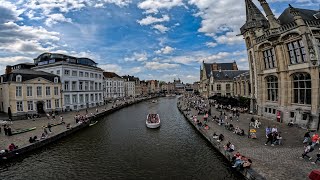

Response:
(233, 71), (251, 98)
(173, 79), (185, 94)
(122, 75), (136, 97)
(241, 0), (320, 128)
(32, 53), (104, 111)
(140, 80), (148, 96)
(0, 63), (62, 119)
(200, 61), (247, 98)
(103, 72), (125, 99)
(147, 80), (160, 94)
(192, 81), (200, 94)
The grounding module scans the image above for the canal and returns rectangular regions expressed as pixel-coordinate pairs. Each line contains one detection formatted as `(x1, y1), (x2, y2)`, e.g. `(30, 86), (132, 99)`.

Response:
(1, 97), (244, 180)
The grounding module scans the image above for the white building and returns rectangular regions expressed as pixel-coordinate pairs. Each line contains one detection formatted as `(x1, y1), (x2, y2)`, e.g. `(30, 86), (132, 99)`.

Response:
(122, 75), (136, 97)
(33, 53), (104, 111)
(103, 72), (125, 99)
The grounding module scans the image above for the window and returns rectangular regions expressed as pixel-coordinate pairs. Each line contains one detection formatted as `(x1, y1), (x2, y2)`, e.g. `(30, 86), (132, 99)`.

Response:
(293, 73), (311, 104)
(72, 71), (77, 76)
(55, 99), (60, 108)
(79, 82), (83, 90)
(95, 94), (98, 101)
(54, 77), (59, 83)
(72, 95), (77, 104)
(27, 86), (32, 97)
(64, 70), (70, 75)
(46, 100), (51, 109)
(56, 70), (60, 75)
(85, 82), (89, 90)
(85, 94), (89, 103)
(72, 81), (77, 91)
(90, 82), (94, 90)
(16, 101), (23, 111)
(54, 87), (59, 96)
(79, 94), (84, 103)
(226, 84), (231, 91)
(290, 112), (295, 118)
(267, 76), (278, 101)
(95, 83), (98, 90)
(263, 48), (276, 69)
(64, 95), (70, 104)
(99, 83), (102, 90)
(46, 87), (51, 96)
(99, 93), (102, 101)
(287, 40), (306, 64)
(85, 72), (89, 77)
(27, 101), (33, 111)
(37, 86), (42, 96)
(79, 71), (84, 77)
(95, 74), (98, 78)
(64, 81), (69, 91)
(217, 84), (221, 91)
(99, 74), (101, 79)
(16, 86), (22, 97)
(91, 94), (94, 102)
(90, 73), (94, 78)
(16, 75), (22, 82)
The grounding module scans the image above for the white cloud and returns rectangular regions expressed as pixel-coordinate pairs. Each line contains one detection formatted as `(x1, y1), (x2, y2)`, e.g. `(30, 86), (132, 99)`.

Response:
(205, 42), (217, 47)
(99, 64), (122, 74)
(125, 52), (148, 62)
(188, 0), (246, 45)
(44, 13), (72, 27)
(145, 62), (179, 70)
(138, 0), (185, 14)
(137, 14), (170, 26)
(129, 67), (143, 74)
(155, 46), (175, 54)
(152, 24), (169, 33)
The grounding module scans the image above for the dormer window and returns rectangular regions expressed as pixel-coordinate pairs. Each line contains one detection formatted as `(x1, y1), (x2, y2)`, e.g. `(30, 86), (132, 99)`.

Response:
(54, 77), (59, 83)
(16, 75), (22, 82)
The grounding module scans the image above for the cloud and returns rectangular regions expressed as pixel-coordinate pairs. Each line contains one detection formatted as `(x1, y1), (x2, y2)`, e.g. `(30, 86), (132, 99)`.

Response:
(205, 42), (217, 47)
(137, 14), (170, 25)
(125, 52), (148, 62)
(129, 67), (143, 74)
(145, 62), (179, 70)
(44, 13), (72, 27)
(152, 24), (169, 33)
(0, 2), (23, 24)
(188, 0), (246, 45)
(99, 64), (122, 74)
(138, 0), (185, 14)
(155, 46), (175, 54)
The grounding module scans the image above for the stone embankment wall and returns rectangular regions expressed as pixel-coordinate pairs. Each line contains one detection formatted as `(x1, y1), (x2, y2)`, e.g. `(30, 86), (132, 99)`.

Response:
(177, 104), (266, 180)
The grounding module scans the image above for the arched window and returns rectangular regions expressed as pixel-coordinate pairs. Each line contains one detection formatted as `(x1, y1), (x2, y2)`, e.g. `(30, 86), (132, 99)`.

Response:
(16, 75), (22, 82)
(266, 76), (278, 101)
(293, 73), (311, 104)
(54, 77), (59, 83)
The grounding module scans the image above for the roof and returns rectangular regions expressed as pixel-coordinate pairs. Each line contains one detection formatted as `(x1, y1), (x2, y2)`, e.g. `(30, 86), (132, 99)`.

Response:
(211, 70), (249, 81)
(103, 72), (122, 79)
(1, 69), (60, 83)
(203, 62), (238, 79)
(278, 7), (319, 25)
(122, 75), (137, 81)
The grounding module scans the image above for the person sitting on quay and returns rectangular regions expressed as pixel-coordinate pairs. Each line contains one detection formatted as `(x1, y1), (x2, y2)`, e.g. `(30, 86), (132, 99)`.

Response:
(217, 134), (224, 142)
(242, 158), (252, 169)
(301, 142), (314, 160)
(303, 131), (311, 144)
(29, 136), (39, 143)
(212, 132), (219, 139)
(60, 116), (65, 124)
(8, 143), (18, 151)
(232, 155), (246, 168)
(66, 123), (71, 129)
(41, 133), (47, 140)
(311, 133), (319, 148)
(288, 120), (294, 127)
(204, 124), (209, 130)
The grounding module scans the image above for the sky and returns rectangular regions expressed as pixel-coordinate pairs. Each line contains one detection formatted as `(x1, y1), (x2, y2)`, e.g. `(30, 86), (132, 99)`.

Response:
(0, 0), (319, 83)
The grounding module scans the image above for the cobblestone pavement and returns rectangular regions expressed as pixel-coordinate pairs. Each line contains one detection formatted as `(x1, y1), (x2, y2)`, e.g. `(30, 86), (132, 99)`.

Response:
(179, 97), (318, 180)
(0, 98), (146, 151)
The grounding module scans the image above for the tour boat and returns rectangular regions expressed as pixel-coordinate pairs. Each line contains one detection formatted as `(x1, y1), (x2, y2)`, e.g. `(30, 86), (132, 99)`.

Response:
(146, 114), (161, 129)
(89, 121), (98, 126)
(152, 100), (157, 103)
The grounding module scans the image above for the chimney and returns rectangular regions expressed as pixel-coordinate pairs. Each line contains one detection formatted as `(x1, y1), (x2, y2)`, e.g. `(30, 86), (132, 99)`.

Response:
(5, 66), (12, 74)
(233, 61), (238, 70)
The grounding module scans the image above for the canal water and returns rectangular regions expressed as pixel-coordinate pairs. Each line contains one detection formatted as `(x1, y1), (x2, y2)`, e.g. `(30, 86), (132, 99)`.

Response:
(0, 97), (243, 180)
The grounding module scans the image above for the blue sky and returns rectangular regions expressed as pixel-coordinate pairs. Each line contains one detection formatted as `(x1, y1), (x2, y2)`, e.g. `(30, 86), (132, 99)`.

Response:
(0, 0), (319, 83)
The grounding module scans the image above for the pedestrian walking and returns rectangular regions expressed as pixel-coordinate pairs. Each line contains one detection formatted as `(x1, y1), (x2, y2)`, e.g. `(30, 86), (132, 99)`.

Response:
(301, 142), (314, 160)
(47, 123), (52, 133)
(312, 152), (320, 164)
(265, 132), (274, 146)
